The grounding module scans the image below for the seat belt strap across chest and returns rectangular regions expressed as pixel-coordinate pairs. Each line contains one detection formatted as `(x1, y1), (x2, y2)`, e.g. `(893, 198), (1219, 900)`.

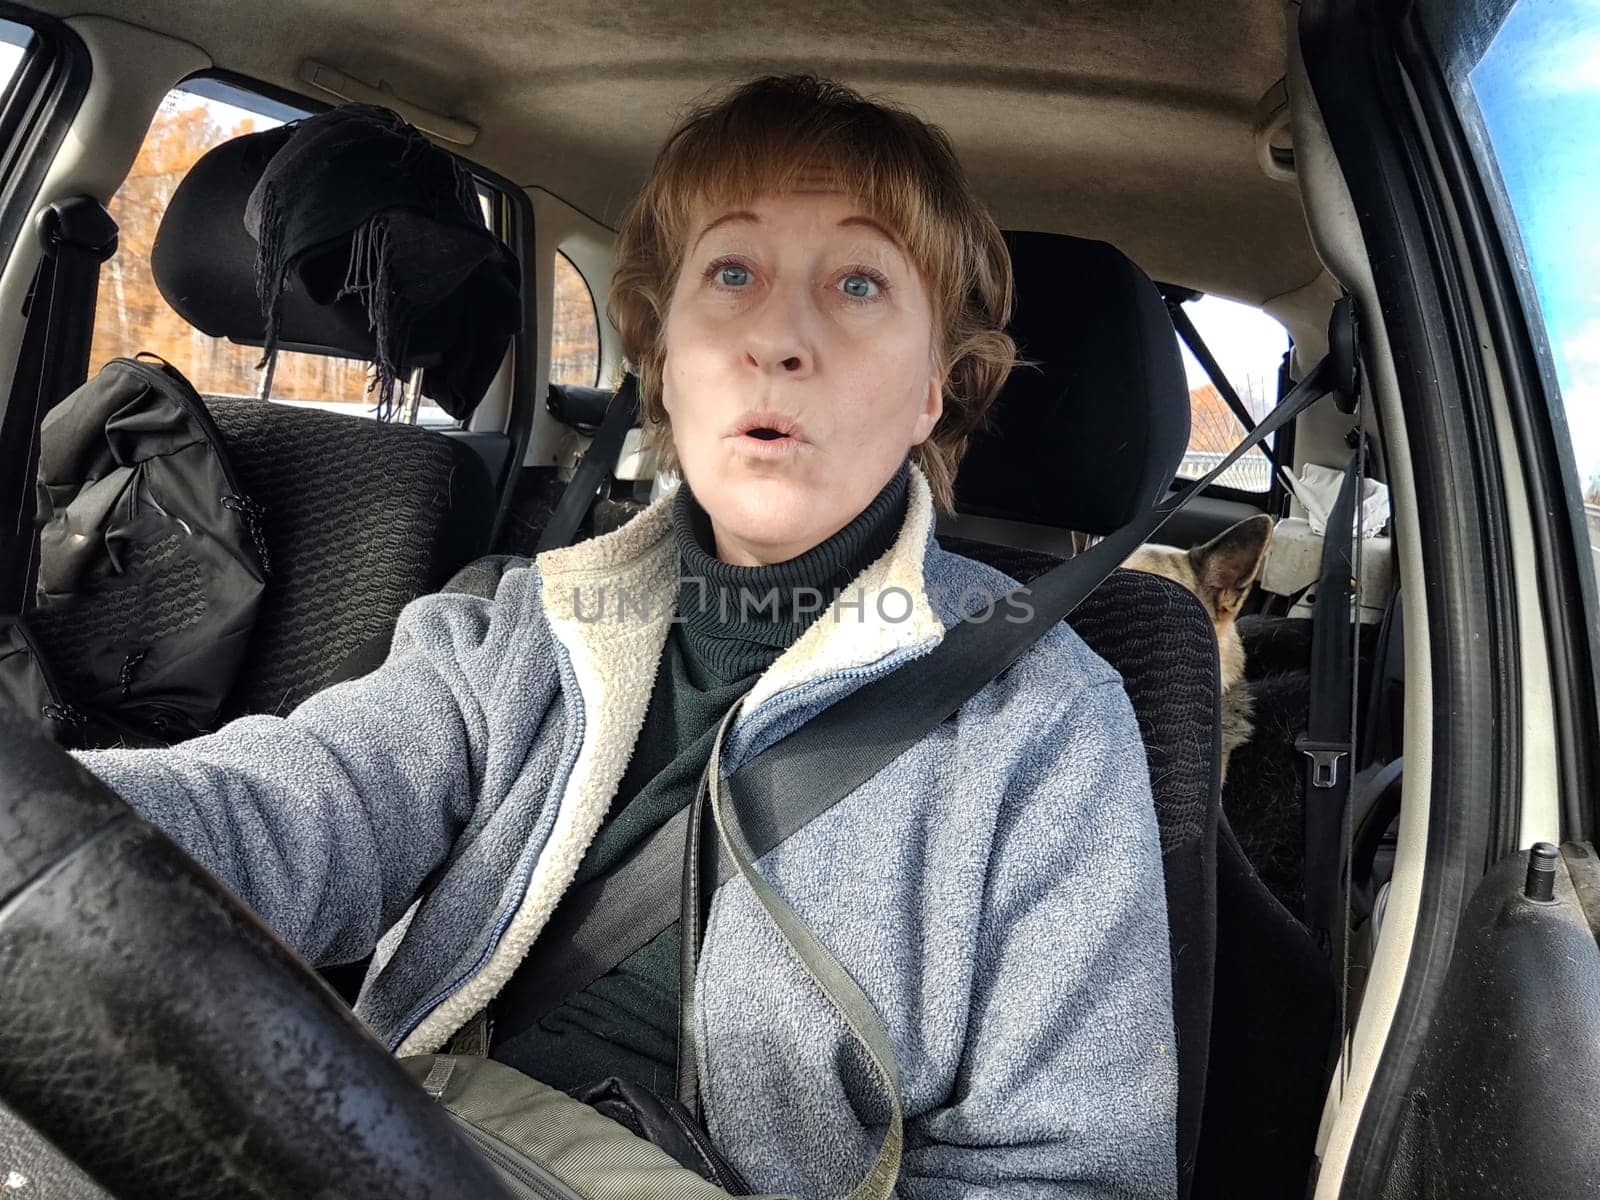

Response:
(492, 353), (1343, 1044)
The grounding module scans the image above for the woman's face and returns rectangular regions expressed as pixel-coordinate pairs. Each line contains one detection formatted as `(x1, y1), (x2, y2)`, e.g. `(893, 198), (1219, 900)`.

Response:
(661, 189), (944, 566)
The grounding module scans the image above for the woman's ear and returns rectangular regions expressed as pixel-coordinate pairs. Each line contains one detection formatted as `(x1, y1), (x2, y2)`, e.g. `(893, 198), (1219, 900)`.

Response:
(911, 372), (944, 445)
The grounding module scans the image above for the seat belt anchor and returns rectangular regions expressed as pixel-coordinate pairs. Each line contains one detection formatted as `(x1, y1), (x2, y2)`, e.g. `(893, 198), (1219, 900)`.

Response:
(34, 196), (119, 263)
(1297, 737), (1349, 789)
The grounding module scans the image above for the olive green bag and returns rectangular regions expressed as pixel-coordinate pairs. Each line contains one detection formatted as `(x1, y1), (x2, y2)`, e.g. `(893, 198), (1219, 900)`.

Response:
(398, 1054), (787, 1200)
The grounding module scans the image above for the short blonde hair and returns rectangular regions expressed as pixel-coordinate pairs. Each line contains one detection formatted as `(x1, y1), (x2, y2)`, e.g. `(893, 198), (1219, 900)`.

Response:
(608, 74), (1015, 511)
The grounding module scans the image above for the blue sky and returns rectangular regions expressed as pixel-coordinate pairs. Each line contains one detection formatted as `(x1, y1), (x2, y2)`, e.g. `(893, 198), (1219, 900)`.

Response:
(1470, 0), (1600, 494)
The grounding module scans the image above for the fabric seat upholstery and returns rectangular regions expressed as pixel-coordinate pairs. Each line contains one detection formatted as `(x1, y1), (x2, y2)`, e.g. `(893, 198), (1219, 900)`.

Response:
(206, 398), (492, 719)
(948, 230), (1191, 556)
(142, 124), (513, 724)
(942, 537), (1219, 1194)
(947, 539), (1334, 1199)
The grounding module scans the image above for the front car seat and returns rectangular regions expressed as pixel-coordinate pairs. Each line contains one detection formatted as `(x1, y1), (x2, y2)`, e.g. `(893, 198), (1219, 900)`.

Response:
(947, 230), (1213, 1193)
(203, 399), (491, 718)
(948, 230), (1334, 1199)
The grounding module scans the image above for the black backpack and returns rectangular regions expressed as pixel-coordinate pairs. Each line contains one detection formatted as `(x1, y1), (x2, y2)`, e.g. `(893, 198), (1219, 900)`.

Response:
(0, 355), (269, 746)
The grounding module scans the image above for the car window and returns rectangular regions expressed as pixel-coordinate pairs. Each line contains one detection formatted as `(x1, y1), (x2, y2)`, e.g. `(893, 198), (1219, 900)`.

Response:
(0, 20), (32, 94)
(550, 251), (600, 387)
(87, 78), (464, 427)
(1174, 294), (1289, 492)
(1426, 0), (1600, 591)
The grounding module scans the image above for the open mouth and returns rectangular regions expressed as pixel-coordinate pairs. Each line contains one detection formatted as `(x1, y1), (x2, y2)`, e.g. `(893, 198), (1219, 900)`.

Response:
(727, 412), (807, 452)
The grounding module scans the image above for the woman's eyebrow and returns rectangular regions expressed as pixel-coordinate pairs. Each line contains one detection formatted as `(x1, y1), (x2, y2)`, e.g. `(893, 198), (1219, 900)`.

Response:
(838, 214), (903, 250)
(692, 210), (758, 252)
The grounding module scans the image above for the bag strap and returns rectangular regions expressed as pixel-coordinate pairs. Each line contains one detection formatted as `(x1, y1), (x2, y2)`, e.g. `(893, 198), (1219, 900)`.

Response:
(536, 374), (640, 553)
(0, 198), (117, 611)
(675, 755), (720, 1116)
(491, 355), (1342, 1045)
(706, 706), (904, 1200)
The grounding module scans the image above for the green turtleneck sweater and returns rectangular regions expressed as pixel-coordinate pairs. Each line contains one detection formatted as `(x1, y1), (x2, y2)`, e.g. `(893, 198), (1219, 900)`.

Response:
(489, 463), (910, 1094)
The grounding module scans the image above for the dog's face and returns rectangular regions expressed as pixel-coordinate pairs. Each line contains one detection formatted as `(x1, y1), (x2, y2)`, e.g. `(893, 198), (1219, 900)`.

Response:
(1123, 514), (1274, 692)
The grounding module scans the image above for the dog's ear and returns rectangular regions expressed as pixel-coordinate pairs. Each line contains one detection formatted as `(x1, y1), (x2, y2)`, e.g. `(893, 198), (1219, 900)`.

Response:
(1188, 515), (1274, 620)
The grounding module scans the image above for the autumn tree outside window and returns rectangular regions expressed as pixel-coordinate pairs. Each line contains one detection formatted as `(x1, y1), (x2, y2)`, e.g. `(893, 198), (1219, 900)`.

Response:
(550, 252), (599, 388)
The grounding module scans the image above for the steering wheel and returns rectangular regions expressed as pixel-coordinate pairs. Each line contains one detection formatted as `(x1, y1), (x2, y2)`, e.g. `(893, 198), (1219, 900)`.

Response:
(0, 713), (511, 1200)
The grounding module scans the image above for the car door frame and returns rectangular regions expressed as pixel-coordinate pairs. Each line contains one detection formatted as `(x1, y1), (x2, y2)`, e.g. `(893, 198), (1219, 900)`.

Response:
(1300, 0), (1600, 1194)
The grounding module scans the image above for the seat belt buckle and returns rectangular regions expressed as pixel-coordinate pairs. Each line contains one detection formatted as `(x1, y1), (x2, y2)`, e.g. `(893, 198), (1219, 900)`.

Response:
(1297, 737), (1349, 789)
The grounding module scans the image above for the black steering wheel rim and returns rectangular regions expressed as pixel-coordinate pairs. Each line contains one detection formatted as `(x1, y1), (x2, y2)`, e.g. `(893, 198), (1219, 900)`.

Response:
(0, 712), (510, 1200)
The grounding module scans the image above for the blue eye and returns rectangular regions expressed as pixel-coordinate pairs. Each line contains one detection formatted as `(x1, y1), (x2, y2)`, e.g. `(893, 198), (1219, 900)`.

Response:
(841, 273), (879, 299)
(718, 264), (751, 287)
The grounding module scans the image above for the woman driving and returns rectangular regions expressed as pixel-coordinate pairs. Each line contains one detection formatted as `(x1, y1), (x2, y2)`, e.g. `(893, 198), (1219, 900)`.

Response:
(78, 74), (1177, 1198)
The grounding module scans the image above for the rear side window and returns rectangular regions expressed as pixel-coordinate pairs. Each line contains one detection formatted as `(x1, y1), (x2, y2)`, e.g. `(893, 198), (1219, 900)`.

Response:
(0, 19), (45, 231)
(550, 251), (599, 387)
(0, 21), (31, 93)
(1173, 294), (1290, 493)
(88, 79), (477, 426)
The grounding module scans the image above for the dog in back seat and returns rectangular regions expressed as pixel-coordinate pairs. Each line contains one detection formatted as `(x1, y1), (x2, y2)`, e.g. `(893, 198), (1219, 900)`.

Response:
(1123, 515), (1274, 780)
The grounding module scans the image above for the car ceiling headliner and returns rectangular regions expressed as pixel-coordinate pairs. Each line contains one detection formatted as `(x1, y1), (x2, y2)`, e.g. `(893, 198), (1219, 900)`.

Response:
(34, 0), (1322, 308)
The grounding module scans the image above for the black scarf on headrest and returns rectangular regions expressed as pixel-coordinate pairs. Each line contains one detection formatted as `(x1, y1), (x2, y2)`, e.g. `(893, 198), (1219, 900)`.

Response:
(243, 104), (519, 421)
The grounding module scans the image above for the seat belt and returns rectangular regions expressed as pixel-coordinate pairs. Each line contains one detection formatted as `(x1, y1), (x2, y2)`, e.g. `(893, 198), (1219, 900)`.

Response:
(1359, 581), (1403, 771)
(1164, 295), (1265, 440)
(535, 374), (640, 552)
(0, 197), (118, 611)
(491, 353), (1343, 1040)
(1298, 452), (1362, 944)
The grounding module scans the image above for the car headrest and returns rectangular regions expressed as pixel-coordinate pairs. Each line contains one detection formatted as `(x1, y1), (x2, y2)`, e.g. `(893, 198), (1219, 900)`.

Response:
(954, 231), (1190, 535)
(150, 123), (519, 420)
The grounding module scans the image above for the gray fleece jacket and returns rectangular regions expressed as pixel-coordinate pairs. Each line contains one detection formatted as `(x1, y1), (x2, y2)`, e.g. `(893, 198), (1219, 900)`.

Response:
(75, 467), (1178, 1199)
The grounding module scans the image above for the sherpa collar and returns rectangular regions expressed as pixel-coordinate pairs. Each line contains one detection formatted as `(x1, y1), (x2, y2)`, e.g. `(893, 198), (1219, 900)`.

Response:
(534, 463), (947, 720)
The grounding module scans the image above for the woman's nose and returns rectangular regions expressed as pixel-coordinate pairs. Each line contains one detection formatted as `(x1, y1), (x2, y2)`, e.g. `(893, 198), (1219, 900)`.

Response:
(742, 290), (815, 377)
(747, 351), (805, 372)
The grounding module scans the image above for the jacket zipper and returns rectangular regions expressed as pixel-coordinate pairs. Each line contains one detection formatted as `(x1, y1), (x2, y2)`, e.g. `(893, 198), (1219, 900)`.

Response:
(720, 636), (942, 770)
(389, 632), (591, 1050)
(445, 1112), (589, 1200)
